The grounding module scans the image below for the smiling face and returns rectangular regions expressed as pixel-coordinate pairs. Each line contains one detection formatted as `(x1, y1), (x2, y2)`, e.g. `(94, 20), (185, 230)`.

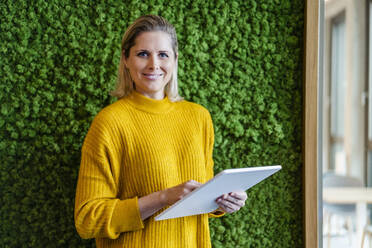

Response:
(124, 31), (177, 100)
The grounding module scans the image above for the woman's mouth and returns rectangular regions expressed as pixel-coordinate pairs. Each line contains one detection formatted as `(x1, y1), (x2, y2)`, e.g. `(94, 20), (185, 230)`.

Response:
(143, 73), (163, 80)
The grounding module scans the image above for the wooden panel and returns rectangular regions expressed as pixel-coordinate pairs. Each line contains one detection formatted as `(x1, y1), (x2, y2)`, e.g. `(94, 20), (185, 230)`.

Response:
(304, 0), (319, 247)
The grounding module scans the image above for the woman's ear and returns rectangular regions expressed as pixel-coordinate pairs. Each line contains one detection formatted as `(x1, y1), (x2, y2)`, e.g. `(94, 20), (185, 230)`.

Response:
(174, 52), (178, 64)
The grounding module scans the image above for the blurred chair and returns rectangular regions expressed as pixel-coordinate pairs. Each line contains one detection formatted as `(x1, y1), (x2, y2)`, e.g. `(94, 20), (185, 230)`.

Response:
(361, 225), (372, 248)
(323, 172), (363, 248)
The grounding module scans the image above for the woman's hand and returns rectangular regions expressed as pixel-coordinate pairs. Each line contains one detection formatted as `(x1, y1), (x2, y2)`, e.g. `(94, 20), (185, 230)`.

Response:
(215, 191), (247, 214)
(138, 180), (202, 220)
(163, 180), (202, 205)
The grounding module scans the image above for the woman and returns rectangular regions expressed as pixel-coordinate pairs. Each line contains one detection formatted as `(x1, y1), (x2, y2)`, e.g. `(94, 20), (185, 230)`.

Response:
(74, 15), (247, 248)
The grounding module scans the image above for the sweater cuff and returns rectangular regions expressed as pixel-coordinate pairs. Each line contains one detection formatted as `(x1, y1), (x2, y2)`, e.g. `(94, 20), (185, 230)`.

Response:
(208, 209), (226, 218)
(111, 197), (144, 234)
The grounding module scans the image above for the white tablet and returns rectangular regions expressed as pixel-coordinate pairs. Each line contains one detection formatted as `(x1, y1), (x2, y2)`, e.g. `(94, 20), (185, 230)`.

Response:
(155, 165), (282, 221)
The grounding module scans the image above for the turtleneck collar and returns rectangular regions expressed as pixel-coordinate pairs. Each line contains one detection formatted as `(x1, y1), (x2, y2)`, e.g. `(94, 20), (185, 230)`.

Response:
(124, 90), (174, 114)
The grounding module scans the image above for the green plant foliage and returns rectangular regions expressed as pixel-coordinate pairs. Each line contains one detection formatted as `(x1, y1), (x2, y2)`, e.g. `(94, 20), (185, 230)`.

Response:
(0, 0), (304, 247)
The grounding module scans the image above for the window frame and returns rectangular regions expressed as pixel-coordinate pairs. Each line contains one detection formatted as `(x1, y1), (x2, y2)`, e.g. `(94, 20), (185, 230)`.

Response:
(304, 0), (320, 247)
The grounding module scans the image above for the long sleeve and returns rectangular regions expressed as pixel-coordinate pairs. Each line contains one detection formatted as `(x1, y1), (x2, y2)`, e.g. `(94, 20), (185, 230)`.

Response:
(203, 110), (225, 218)
(74, 112), (144, 239)
(204, 110), (215, 181)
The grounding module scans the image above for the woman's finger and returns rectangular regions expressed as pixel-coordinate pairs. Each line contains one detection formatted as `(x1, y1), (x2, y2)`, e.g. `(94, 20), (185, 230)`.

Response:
(219, 205), (234, 213)
(216, 199), (237, 213)
(229, 191), (247, 201)
(217, 197), (239, 210)
(220, 194), (245, 207)
(184, 180), (202, 189)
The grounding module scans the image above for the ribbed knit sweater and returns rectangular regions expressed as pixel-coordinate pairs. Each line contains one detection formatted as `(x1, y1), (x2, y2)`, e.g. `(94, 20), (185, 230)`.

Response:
(74, 91), (223, 248)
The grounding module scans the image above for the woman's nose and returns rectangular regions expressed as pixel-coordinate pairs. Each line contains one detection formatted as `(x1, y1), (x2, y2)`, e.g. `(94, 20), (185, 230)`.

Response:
(148, 56), (159, 70)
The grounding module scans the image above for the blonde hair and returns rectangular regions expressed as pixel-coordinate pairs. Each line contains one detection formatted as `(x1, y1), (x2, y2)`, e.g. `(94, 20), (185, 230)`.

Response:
(110, 15), (183, 102)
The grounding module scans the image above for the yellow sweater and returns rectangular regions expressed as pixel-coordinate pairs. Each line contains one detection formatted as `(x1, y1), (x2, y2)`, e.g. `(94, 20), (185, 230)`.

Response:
(74, 91), (223, 248)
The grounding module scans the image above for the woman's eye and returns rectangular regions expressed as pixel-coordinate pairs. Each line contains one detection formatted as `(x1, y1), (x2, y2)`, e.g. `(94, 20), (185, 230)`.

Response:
(137, 51), (149, 57)
(159, 52), (169, 58)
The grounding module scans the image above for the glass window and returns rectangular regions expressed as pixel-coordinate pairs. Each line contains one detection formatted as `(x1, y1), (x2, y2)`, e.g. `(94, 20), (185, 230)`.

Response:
(368, 1), (372, 187)
(330, 14), (346, 172)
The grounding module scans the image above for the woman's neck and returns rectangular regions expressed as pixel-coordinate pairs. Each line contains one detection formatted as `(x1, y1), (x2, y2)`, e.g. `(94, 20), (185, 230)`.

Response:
(134, 89), (165, 100)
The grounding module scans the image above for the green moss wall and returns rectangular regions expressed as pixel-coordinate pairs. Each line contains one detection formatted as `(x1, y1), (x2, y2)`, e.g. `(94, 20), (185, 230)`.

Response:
(0, 0), (304, 247)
